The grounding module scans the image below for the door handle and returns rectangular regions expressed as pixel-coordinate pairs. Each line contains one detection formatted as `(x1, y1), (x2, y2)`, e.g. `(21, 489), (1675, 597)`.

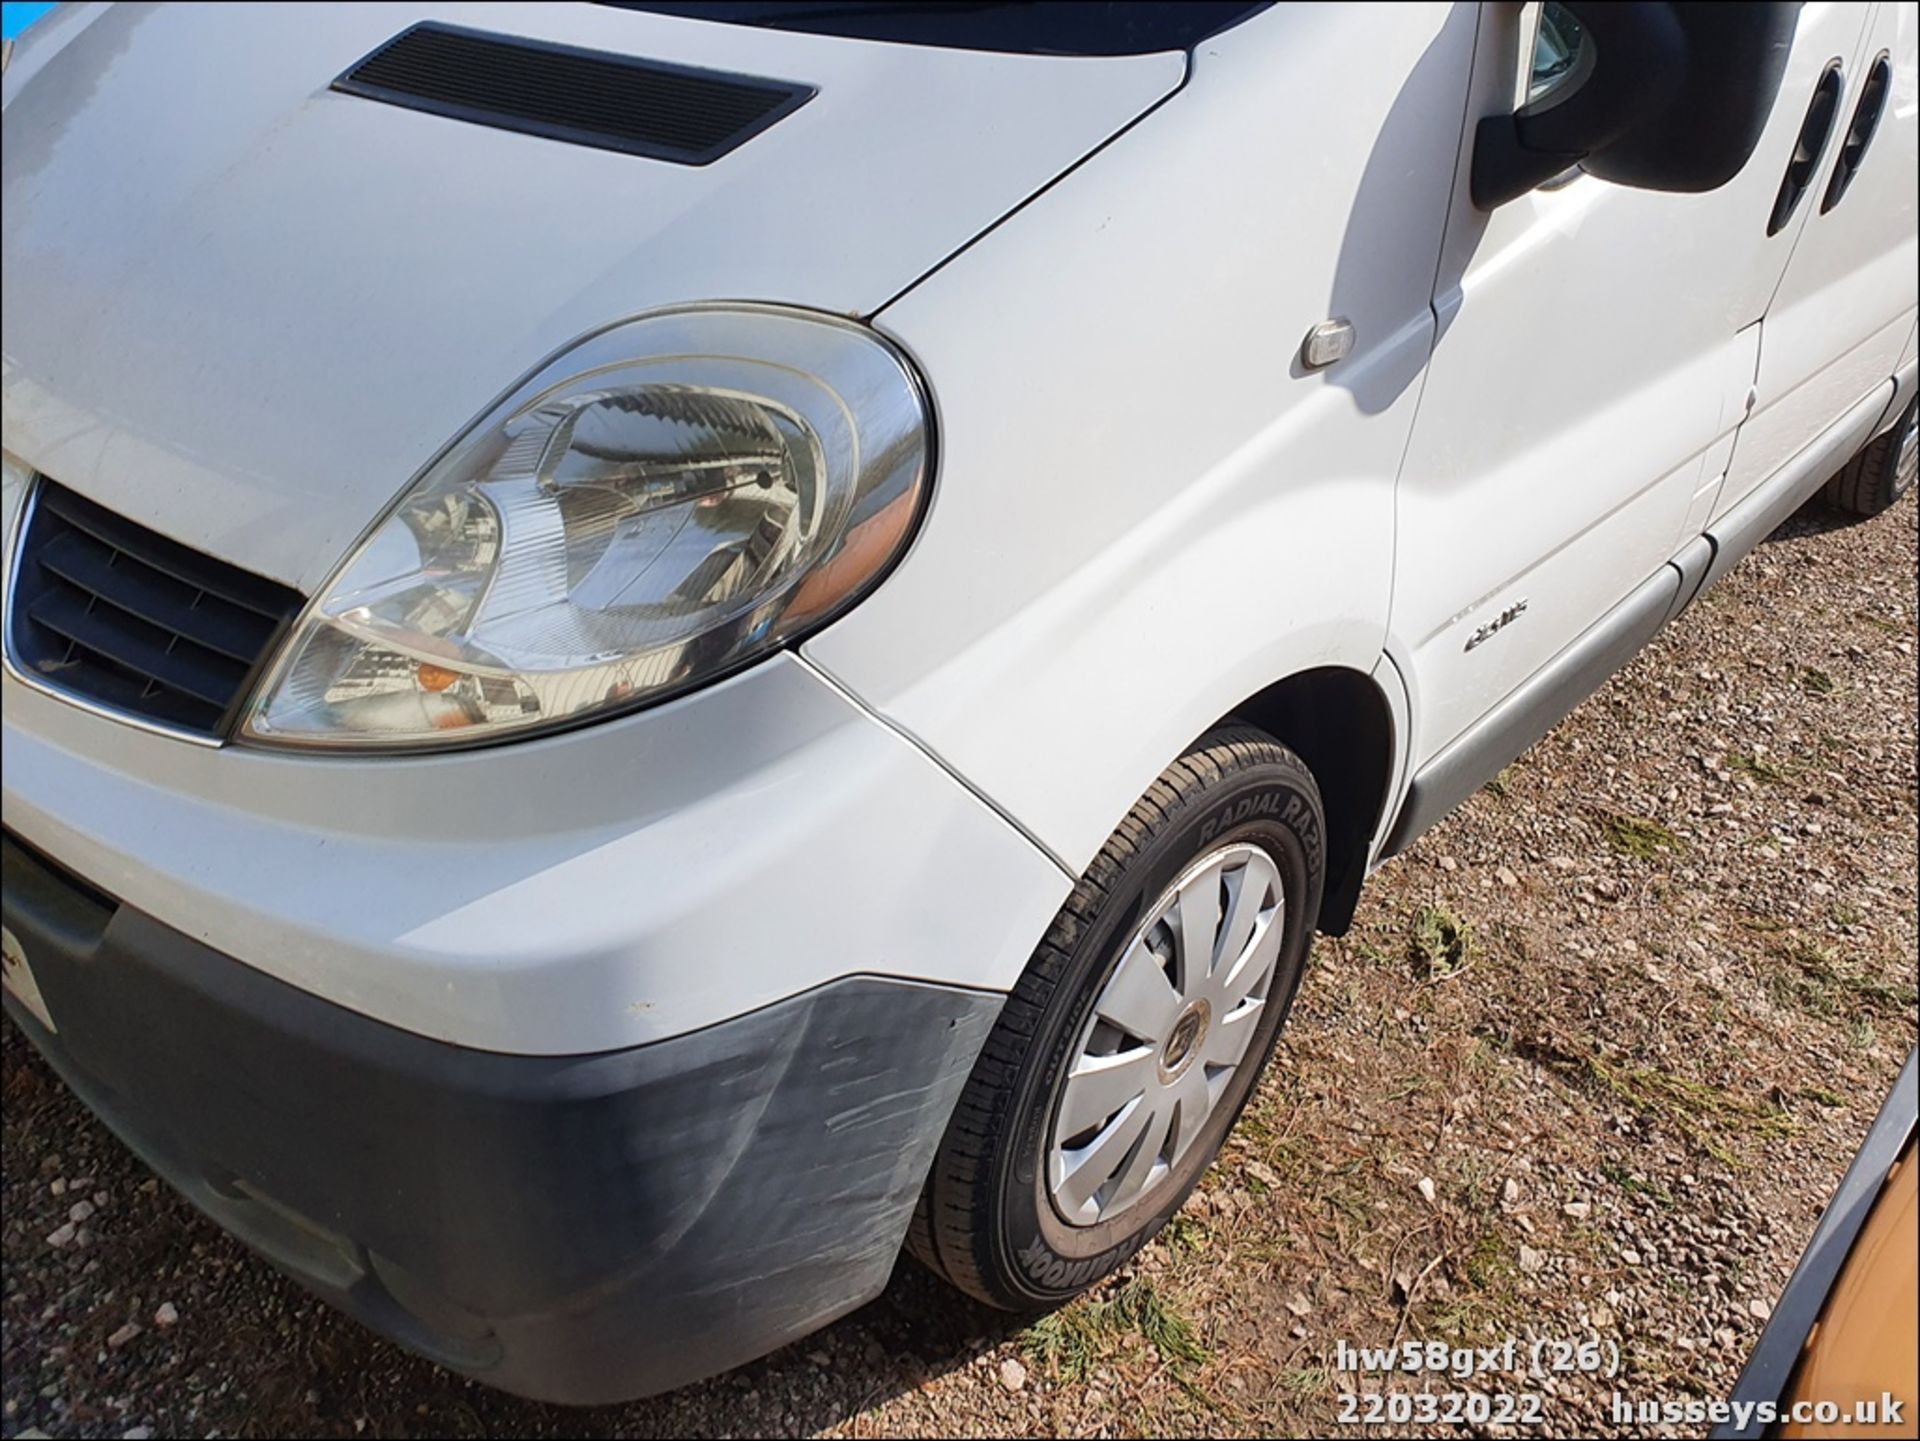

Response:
(1768, 60), (1844, 236)
(1821, 51), (1892, 213)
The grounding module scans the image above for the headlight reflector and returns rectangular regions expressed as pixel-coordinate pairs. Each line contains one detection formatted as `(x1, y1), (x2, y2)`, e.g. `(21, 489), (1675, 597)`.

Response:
(242, 307), (927, 748)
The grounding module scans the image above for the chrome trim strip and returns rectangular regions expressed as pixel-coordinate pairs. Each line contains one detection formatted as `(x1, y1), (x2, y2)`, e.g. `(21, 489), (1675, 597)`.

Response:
(1, 478), (228, 749)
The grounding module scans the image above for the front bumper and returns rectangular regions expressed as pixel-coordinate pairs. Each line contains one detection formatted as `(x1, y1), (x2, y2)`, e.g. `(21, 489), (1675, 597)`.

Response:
(3, 831), (1003, 1403)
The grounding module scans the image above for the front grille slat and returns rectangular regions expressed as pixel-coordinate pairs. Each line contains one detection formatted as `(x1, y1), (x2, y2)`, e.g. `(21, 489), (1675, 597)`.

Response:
(36, 530), (278, 664)
(7, 479), (305, 738)
(27, 646), (227, 731)
(38, 483), (296, 619)
(27, 587), (249, 709)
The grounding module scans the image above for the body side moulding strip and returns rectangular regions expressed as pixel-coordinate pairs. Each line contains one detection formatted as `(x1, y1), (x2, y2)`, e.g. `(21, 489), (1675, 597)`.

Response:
(1665, 533), (1717, 623)
(1697, 378), (1894, 594)
(1381, 564), (1678, 859)
(1892, 355), (1920, 426)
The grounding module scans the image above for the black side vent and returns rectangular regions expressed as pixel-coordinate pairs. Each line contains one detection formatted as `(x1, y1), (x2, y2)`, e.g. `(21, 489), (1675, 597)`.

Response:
(7, 480), (305, 739)
(331, 21), (813, 165)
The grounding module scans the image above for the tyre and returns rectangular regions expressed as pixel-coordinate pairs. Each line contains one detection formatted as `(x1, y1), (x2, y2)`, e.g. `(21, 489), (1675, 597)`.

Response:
(908, 725), (1326, 1309)
(1822, 395), (1918, 517)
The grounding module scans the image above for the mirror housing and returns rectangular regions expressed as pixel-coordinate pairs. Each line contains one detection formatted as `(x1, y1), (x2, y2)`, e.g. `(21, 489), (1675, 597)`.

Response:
(1472, 1), (1801, 209)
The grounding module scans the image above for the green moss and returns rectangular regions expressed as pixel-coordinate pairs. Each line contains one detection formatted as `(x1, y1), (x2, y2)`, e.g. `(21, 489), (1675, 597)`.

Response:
(1601, 813), (1681, 859)
(1729, 751), (1790, 784)
(1798, 666), (1839, 696)
(1413, 906), (1475, 977)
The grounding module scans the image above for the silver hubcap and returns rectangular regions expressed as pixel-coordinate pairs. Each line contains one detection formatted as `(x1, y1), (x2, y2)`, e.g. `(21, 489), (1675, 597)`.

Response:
(1047, 843), (1286, 1228)
(1897, 407), (1917, 496)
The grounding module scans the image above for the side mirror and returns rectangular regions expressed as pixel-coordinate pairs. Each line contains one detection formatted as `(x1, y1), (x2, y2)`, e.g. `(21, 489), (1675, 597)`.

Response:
(1472, 1), (1801, 209)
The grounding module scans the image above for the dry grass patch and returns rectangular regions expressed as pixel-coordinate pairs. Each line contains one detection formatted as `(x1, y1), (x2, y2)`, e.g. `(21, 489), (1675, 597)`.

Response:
(1019, 1277), (1207, 1385)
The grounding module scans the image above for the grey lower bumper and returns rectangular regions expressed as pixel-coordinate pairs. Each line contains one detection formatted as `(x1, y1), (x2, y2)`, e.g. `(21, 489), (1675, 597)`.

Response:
(1, 831), (1002, 1404)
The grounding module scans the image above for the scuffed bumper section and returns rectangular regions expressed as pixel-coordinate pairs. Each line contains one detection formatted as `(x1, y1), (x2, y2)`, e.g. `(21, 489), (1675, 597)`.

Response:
(2, 834), (1002, 1404)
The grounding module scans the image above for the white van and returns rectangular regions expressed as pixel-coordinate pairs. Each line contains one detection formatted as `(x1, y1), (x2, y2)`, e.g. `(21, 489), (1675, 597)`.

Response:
(2, 0), (1914, 1404)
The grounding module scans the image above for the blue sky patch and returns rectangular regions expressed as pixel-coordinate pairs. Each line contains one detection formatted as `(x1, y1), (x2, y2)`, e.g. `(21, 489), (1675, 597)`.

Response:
(3, 3), (59, 42)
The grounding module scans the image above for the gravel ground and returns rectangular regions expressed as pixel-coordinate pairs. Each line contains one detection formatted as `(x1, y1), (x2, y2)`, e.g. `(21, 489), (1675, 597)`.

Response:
(3, 489), (1915, 1440)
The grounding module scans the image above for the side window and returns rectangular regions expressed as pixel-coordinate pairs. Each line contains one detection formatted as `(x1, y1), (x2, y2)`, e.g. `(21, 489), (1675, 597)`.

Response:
(1528, 2), (1590, 107)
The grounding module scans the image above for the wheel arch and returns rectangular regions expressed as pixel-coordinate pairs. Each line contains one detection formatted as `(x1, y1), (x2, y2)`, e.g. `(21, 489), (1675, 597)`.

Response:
(1223, 665), (1399, 935)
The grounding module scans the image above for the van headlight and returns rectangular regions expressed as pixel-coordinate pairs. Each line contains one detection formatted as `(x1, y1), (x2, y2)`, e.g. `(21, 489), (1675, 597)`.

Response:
(240, 306), (928, 749)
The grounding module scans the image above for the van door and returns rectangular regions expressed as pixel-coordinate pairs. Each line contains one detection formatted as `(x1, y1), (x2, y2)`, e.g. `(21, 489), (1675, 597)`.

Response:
(1386, 1), (1874, 775)
(1711, 1), (1918, 522)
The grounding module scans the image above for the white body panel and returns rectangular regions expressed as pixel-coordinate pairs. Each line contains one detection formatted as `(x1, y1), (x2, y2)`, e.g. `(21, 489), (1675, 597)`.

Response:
(0, 653), (1070, 1052)
(3, 1), (1915, 1055)
(810, 2), (1476, 872)
(1386, 1), (1875, 766)
(0, 1), (1180, 593)
(1715, 0), (1920, 519)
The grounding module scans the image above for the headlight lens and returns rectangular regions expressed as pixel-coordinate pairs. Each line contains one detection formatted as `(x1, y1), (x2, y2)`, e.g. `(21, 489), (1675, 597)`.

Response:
(241, 306), (927, 748)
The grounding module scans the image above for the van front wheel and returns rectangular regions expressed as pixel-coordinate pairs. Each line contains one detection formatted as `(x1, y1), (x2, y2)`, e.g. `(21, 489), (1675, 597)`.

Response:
(906, 726), (1325, 1309)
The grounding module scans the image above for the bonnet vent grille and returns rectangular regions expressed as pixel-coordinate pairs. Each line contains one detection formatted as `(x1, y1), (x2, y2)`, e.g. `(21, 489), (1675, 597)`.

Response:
(332, 22), (812, 165)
